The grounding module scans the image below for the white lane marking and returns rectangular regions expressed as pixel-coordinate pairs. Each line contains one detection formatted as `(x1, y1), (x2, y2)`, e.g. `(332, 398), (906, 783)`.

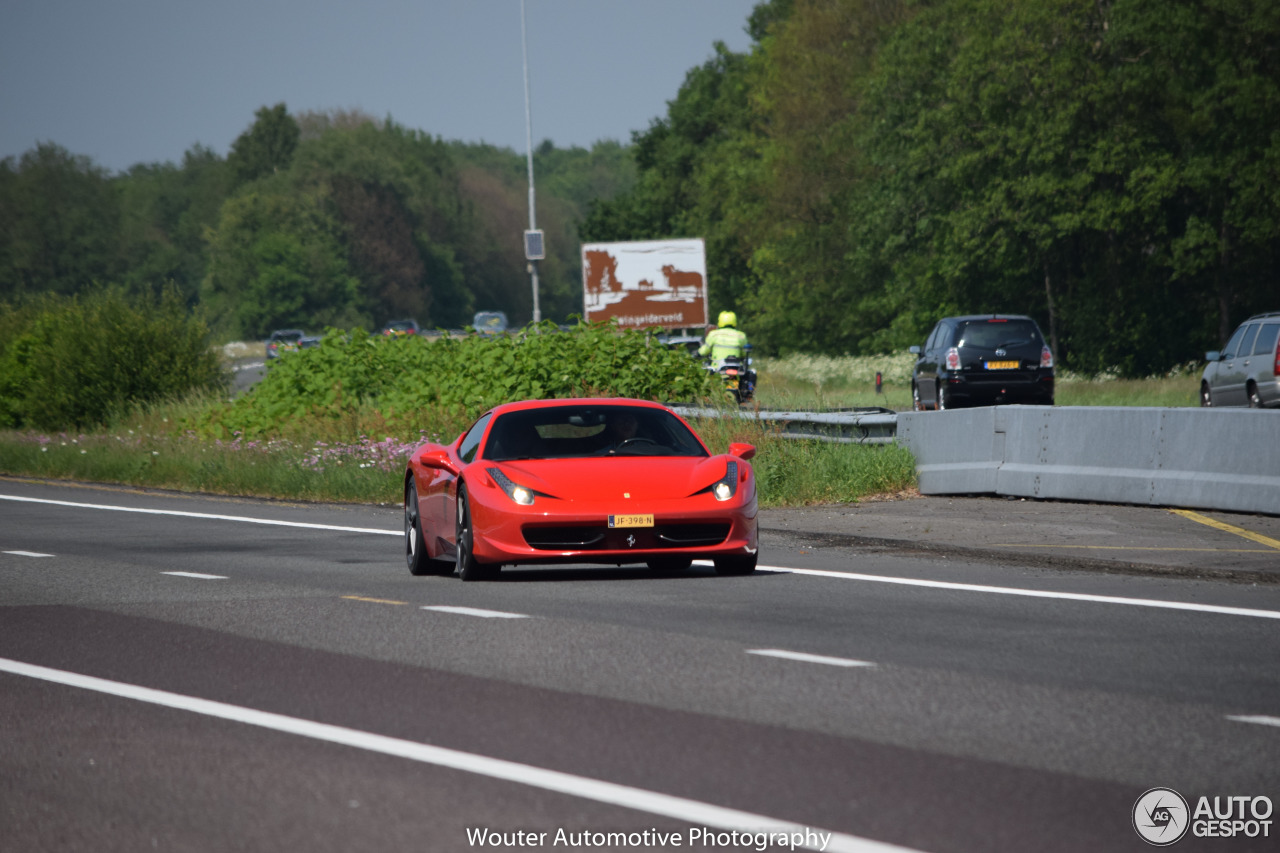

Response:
(0, 658), (920, 853)
(747, 649), (875, 668)
(0, 495), (399, 536)
(9, 493), (1273, 621)
(161, 571), (228, 580)
(763, 566), (1280, 621)
(1227, 715), (1280, 728)
(4, 550), (54, 558)
(422, 605), (529, 619)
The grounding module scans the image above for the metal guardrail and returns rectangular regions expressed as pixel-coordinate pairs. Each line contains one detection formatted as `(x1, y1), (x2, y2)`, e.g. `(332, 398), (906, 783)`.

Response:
(670, 406), (899, 445)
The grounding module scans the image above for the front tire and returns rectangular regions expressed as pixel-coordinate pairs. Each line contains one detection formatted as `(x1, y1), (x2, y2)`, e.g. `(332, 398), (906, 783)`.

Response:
(912, 382), (924, 412)
(1200, 382), (1213, 407)
(455, 485), (496, 581)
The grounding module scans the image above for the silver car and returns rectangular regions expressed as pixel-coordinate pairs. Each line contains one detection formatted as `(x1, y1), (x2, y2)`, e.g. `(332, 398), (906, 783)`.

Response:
(1200, 312), (1280, 408)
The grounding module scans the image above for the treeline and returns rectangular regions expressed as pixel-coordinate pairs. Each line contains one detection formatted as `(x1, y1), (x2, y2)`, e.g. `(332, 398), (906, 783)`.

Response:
(0, 106), (634, 340)
(4, 0), (1277, 377)
(582, 0), (1280, 376)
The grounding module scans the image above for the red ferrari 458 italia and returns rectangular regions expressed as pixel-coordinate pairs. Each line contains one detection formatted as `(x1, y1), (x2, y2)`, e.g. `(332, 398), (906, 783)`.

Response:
(404, 398), (758, 580)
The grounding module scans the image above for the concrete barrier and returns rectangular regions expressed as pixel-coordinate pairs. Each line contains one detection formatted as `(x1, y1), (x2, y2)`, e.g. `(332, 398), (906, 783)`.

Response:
(897, 406), (1280, 515)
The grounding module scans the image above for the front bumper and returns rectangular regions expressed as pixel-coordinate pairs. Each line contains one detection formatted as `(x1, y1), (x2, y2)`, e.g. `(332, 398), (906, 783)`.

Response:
(943, 370), (1055, 404)
(470, 494), (758, 566)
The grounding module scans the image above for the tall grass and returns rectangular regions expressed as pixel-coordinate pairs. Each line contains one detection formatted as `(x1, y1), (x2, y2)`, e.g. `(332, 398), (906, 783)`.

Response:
(0, 396), (919, 508)
(0, 349), (1208, 509)
(756, 352), (1204, 409)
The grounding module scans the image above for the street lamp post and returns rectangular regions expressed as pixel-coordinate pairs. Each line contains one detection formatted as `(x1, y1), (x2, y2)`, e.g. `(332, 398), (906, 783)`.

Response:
(520, 0), (542, 324)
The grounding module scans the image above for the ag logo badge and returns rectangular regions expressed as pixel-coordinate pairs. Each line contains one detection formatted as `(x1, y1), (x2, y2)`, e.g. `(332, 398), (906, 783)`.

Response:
(1133, 787), (1190, 846)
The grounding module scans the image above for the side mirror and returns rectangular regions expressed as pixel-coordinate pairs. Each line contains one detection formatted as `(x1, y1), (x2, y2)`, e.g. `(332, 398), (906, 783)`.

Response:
(1205, 351), (1221, 362)
(909, 345), (921, 355)
(417, 448), (457, 474)
(728, 442), (756, 461)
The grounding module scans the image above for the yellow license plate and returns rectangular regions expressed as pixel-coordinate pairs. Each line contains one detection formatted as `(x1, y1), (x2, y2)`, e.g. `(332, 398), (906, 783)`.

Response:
(608, 514), (654, 528)
(985, 360), (1019, 369)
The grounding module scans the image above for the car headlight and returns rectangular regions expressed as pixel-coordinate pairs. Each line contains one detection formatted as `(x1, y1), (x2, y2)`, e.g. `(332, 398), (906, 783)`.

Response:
(488, 467), (535, 505)
(713, 461), (738, 502)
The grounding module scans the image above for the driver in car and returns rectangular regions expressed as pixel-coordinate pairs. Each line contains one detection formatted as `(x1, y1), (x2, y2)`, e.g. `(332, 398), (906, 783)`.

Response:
(609, 410), (638, 442)
(599, 410), (646, 452)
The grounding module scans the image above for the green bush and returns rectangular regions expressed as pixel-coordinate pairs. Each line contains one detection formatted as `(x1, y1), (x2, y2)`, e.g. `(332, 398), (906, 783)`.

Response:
(0, 287), (227, 430)
(199, 322), (723, 438)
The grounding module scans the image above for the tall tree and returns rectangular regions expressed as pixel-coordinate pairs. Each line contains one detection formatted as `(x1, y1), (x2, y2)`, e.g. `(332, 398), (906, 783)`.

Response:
(0, 143), (122, 300)
(201, 188), (362, 338)
(228, 103), (301, 185)
(117, 144), (231, 305)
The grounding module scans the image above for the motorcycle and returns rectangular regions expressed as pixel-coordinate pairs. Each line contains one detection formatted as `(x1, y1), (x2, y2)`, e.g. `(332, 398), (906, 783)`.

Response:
(708, 348), (756, 404)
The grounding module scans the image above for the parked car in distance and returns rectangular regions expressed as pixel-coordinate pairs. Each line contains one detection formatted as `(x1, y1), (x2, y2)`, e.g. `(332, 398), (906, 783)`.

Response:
(910, 315), (1055, 410)
(1200, 312), (1280, 408)
(379, 319), (421, 337)
(659, 333), (705, 357)
(265, 329), (319, 359)
(472, 311), (509, 336)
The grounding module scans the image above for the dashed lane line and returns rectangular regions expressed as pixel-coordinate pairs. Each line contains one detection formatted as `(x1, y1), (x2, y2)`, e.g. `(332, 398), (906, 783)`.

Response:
(422, 605), (530, 619)
(747, 649), (875, 668)
(161, 571), (227, 580)
(1228, 715), (1280, 728)
(4, 550), (54, 558)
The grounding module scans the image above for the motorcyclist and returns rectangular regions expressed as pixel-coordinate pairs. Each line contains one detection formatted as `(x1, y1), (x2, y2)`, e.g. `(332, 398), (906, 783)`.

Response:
(699, 311), (748, 361)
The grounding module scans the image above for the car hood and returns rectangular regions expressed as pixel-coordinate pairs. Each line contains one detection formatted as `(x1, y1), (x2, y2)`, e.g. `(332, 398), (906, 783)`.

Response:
(494, 456), (731, 501)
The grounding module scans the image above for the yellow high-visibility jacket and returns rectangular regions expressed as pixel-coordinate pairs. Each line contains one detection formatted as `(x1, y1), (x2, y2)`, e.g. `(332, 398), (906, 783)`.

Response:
(699, 327), (748, 360)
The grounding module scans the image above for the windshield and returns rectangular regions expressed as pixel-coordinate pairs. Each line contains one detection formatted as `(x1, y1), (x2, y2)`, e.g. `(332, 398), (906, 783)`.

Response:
(474, 312), (508, 333)
(957, 320), (1042, 351)
(484, 405), (708, 461)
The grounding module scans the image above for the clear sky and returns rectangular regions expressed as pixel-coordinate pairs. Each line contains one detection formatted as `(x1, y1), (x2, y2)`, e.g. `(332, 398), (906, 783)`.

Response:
(2, 0), (760, 174)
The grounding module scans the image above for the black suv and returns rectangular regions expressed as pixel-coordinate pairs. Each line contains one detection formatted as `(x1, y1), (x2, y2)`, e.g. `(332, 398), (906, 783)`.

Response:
(910, 315), (1055, 410)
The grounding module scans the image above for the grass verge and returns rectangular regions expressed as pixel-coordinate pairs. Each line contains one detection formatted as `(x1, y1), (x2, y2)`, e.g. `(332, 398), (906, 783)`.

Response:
(0, 408), (918, 509)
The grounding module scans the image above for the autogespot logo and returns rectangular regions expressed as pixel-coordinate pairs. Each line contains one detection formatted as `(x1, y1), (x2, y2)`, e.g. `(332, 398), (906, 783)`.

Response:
(1134, 788), (1190, 846)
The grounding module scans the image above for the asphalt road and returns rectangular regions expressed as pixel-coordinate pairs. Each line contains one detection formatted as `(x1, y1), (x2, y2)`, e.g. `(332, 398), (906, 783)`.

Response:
(2, 479), (1278, 852)
(229, 355), (266, 396)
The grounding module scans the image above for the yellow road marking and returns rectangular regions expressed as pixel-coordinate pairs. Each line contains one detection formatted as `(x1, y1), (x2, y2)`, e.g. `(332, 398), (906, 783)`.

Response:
(1170, 509), (1280, 551)
(993, 544), (1273, 553)
(341, 595), (410, 605)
